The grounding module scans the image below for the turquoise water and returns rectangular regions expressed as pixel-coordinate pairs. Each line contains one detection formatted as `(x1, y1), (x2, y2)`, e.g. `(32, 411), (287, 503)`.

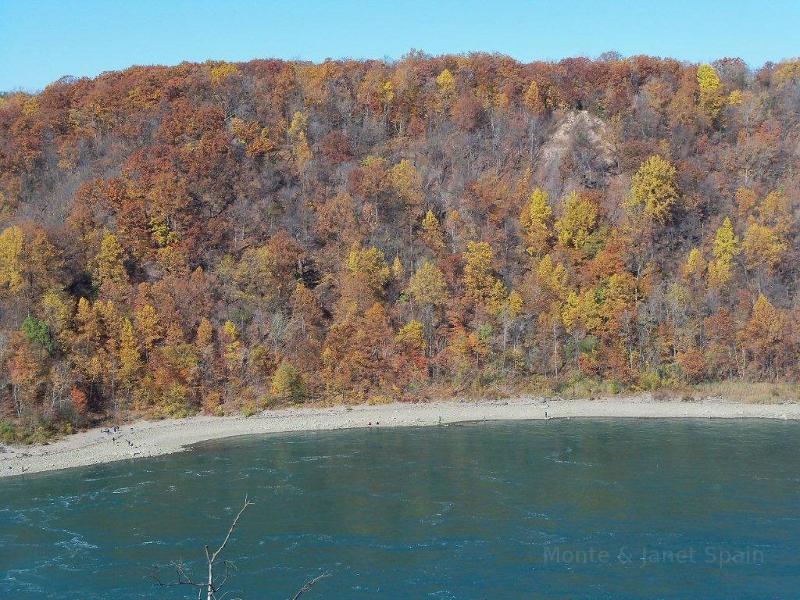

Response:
(2, 419), (800, 599)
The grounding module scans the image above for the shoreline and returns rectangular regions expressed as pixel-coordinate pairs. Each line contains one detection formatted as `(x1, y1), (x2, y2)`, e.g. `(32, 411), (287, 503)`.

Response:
(2, 396), (800, 478)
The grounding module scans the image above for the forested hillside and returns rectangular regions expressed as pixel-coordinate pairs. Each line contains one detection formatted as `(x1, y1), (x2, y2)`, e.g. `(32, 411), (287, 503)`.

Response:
(2, 53), (800, 434)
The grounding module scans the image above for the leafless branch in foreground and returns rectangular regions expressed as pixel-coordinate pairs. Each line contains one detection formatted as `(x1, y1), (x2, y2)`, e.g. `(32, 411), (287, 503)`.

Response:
(152, 495), (329, 599)
(290, 571), (331, 600)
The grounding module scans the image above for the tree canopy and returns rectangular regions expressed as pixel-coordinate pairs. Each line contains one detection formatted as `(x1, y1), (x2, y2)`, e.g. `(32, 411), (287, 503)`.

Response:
(1, 53), (800, 431)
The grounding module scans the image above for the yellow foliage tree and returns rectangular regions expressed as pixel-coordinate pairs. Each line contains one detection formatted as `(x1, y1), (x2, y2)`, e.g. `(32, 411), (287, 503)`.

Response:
(463, 241), (497, 305)
(486, 279), (510, 317)
(407, 259), (449, 308)
(233, 244), (278, 304)
(389, 159), (423, 210)
(697, 64), (724, 120)
(0, 225), (24, 295)
(506, 289), (524, 318)
(682, 247), (707, 281)
(380, 80), (395, 106)
(536, 254), (569, 299)
(520, 188), (552, 256)
(118, 317), (142, 384)
(708, 217), (740, 288)
(347, 244), (390, 296)
(95, 299), (121, 337)
(271, 362), (306, 401)
(395, 320), (426, 352)
(230, 117), (274, 157)
(288, 111), (312, 172)
(194, 317), (214, 351)
(562, 289), (602, 335)
(436, 68), (455, 89)
(222, 320), (242, 374)
(523, 80), (545, 114)
(555, 191), (598, 250)
(74, 297), (99, 342)
(40, 289), (71, 345)
(774, 60), (800, 87)
(27, 229), (64, 295)
(493, 286), (524, 352)
(93, 232), (128, 299)
(435, 68), (456, 112)
(626, 155), (679, 225)
(727, 89), (743, 106)
(135, 303), (162, 357)
(759, 190), (792, 234)
(421, 210), (446, 253)
(209, 62), (240, 85)
(742, 221), (786, 273)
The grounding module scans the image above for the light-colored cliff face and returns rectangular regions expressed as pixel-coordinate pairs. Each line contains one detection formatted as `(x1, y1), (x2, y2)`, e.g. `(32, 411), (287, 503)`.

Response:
(536, 110), (618, 193)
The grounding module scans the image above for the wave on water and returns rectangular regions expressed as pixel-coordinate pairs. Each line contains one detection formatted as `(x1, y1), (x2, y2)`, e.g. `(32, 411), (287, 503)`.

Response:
(545, 457), (596, 466)
(545, 447), (595, 466)
(1, 508), (31, 524)
(56, 534), (99, 552)
(420, 501), (456, 526)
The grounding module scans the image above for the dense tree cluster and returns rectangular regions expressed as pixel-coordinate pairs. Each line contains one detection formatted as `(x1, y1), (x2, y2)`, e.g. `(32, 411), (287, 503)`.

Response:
(2, 53), (800, 433)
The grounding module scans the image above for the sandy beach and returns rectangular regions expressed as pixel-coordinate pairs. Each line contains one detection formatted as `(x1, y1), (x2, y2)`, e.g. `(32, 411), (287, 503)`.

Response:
(2, 396), (799, 478)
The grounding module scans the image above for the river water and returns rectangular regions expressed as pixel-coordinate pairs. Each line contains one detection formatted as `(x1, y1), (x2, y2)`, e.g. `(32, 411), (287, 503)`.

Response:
(2, 419), (799, 598)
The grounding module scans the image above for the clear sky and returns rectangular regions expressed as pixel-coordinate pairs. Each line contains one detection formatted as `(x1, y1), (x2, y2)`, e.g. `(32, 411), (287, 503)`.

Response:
(1, 0), (799, 91)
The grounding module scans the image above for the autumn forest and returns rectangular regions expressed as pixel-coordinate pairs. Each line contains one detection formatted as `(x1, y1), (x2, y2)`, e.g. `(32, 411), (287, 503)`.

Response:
(1, 53), (800, 438)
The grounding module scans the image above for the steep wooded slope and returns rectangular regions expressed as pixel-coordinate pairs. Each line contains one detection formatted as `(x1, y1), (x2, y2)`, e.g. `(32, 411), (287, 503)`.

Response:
(1, 54), (800, 432)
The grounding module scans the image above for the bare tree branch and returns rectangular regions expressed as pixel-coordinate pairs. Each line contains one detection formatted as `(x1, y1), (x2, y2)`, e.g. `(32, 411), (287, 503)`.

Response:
(153, 494), (330, 599)
(290, 572), (331, 600)
(211, 495), (254, 564)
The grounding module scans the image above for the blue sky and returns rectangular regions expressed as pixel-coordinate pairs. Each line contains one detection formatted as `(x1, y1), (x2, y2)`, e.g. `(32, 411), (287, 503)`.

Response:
(1, 0), (799, 91)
